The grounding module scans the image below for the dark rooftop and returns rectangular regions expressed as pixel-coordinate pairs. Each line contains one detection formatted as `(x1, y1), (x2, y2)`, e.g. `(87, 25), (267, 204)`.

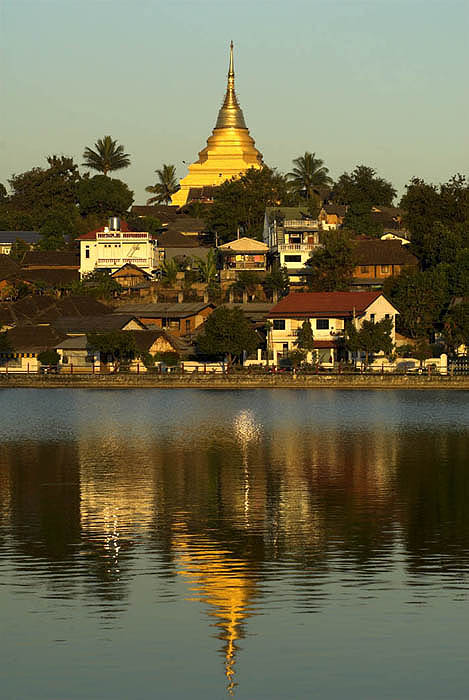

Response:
(4, 325), (67, 353)
(354, 240), (418, 266)
(53, 314), (145, 334)
(116, 302), (214, 318)
(22, 250), (80, 268)
(0, 255), (21, 280)
(0, 231), (41, 245)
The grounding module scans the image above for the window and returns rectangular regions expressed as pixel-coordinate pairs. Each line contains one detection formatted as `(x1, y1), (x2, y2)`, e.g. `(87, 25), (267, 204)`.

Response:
(185, 319), (191, 332)
(284, 255), (302, 263)
(85, 248), (90, 259)
(381, 265), (390, 274)
(370, 314), (375, 323)
(316, 319), (329, 330)
(273, 319), (285, 330)
(360, 266), (369, 273)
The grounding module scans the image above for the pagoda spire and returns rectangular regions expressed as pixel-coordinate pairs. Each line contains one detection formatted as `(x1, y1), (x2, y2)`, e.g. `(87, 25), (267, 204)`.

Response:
(215, 41), (247, 129)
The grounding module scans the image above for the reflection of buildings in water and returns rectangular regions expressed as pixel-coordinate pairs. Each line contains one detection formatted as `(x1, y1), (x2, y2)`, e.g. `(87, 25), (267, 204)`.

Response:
(77, 433), (157, 582)
(172, 523), (258, 696)
(0, 460), (12, 526)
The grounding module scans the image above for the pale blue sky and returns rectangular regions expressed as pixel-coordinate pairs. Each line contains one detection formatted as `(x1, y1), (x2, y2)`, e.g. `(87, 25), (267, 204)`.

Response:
(2, 0), (468, 203)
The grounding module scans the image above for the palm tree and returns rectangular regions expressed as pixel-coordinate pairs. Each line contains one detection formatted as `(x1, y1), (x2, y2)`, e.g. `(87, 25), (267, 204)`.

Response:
(82, 136), (131, 175)
(194, 249), (217, 283)
(145, 165), (179, 205)
(287, 152), (332, 200)
(160, 258), (179, 286)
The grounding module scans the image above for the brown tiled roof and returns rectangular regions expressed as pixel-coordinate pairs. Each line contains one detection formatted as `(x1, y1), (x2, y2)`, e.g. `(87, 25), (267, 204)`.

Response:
(110, 263), (151, 279)
(34, 297), (113, 323)
(155, 230), (202, 248)
(4, 325), (67, 353)
(21, 269), (80, 286)
(117, 302), (214, 318)
(354, 240), (418, 266)
(131, 205), (179, 222)
(125, 329), (182, 353)
(164, 217), (207, 235)
(22, 251), (80, 268)
(0, 295), (57, 327)
(269, 291), (384, 318)
(324, 204), (347, 217)
(78, 220), (131, 241)
(0, 255), (21, 280)
(53, 314), (145, 334)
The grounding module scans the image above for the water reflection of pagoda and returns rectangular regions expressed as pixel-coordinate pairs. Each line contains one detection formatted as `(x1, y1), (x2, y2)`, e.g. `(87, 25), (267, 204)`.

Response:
(172, 524), (257, 695)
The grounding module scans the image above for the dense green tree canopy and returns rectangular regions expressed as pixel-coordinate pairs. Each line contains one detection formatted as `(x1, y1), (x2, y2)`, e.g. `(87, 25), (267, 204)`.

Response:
(334, 165), (396, 206)
(384, 267), (450, 338)
(207, 166), (293, 242)
(342, 201), (384, 238)
(443, 302), (469, 353)
(87, 331), (136, 370)
(82, 136), (130, 175)
(197, 306), (259, 366)
(296, 320), (315, 352)
(345, 318), (394, 365)
(306, 230), (356, 291)
(6, 156), (81, 225)
(78, 175), (133, 217)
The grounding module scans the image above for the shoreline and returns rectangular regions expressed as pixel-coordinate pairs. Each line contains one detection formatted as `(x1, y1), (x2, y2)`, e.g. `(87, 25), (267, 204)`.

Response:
(1, 374), (469, 390)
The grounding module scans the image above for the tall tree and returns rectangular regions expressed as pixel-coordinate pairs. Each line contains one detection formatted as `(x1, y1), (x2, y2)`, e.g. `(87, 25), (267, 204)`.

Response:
(443, 302), (469, 354)
(345, 317), (394, 366)
(82, 136), (131, 175)
(287, 152), (332, 201)
(334, 165), (396, 206)
(7, 156), (81, 224)
(306, 230), (356, 291)
(87, 331), (137, 371)
(295, 320), (315, 355)
(145, 165), (179, 205)
(194, 249), (217, 283)
(78, 175), (133, 217)
(197, 306), (259, 367)
(208, 166), (293, 242)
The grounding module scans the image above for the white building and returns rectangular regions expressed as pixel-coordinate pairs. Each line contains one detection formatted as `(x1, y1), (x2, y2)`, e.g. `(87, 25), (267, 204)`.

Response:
(78, 218), (158, 278)
(267, 291), (399, 366)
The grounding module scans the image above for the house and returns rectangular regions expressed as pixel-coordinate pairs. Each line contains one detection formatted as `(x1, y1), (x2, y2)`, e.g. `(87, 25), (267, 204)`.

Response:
(0, 295), (112, 330)
(352, 240), (418, 289)
(115, 302), (214, 337)
(263, 208), (321, 284)
(0, 231), (41, 256)
(268, 291), (399, 365)
(318, 204), (347, 230)
(21, 250), (80, 288)
(78, 218), (158, 277)
(153, 229), (210, 267)
(55, 329), (187, 373)
(110, 263), (152, 290)
(0, 325), (67, 373)
(218, 237), (268, 282)
(52, 314), (146, 335)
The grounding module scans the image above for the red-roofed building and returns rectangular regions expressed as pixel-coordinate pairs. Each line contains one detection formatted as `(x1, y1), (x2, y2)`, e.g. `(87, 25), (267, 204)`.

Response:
(268, 291), (399, 365)
(78, 218), (158, 277)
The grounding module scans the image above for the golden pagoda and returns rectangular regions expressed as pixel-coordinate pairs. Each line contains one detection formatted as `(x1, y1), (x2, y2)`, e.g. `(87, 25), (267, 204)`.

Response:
(171, 41), (263, 207)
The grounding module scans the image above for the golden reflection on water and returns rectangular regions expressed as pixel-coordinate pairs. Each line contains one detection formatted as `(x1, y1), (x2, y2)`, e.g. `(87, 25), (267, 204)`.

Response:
(1, 410), (469, 696)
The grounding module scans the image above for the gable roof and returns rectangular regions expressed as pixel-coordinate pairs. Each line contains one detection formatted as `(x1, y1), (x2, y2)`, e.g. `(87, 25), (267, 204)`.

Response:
(110, 263), (152, 279)
(21, 269), (80, 286)
(131, 205), (179, 222)
(53, 314), (145, 334)
(164, 217), (206, 235)
(22, 250), (80, 268)
(268, 291), (387, 318)
(3, 325), (67, 353)
(116, 302), (214, 318)
(154, 230), (202, 248)
(354, 240), (418, 266)
(218, 237), (268, 252)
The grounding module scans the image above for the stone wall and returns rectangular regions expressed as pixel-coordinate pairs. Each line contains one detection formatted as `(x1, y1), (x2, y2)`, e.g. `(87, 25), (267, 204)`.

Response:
(1, 373), (469, 390)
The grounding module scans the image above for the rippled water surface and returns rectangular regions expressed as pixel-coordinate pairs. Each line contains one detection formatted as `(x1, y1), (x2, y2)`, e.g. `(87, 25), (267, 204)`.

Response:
(1, 388), (469, 699)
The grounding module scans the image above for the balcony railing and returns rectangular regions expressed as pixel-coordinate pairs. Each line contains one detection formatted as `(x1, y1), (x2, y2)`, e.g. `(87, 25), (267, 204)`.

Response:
(278, 243), (318, 252)
(283, 220), (319, 229)
(97, 232), (149, 240)
(225, 262), (266, 270)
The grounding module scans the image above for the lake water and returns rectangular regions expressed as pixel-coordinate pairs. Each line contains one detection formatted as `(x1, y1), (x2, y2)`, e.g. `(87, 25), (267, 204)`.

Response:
(1, 388), (469, 699)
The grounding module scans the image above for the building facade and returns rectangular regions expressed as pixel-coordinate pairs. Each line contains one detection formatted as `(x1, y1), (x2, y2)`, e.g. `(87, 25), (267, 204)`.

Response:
(268, 291), (399, 365)
(78, 220), (158, 278)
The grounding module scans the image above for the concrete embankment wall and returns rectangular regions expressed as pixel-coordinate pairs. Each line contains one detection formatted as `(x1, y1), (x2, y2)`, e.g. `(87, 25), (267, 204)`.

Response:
(1, 374), (469, 389)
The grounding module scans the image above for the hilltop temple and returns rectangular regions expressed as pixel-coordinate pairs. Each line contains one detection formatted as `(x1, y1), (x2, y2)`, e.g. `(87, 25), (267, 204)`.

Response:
(171, 42), (263, 207)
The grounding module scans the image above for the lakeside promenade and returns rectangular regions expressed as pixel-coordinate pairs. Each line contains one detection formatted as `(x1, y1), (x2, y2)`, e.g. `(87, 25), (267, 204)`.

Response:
(1, 373), (469, 390)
